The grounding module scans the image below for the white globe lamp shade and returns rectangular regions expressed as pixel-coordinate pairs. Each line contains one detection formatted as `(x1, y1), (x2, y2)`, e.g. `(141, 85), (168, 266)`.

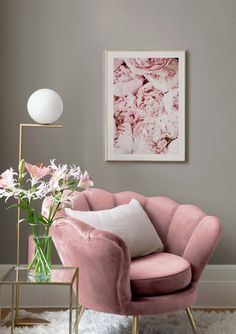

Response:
(27, 89), (63, 124)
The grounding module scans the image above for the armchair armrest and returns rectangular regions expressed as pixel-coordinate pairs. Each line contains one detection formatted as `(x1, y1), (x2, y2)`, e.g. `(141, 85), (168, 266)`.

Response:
(50, 217), (132, 314)
(165, 204), (221, 284)
(182, 215), (221, 284)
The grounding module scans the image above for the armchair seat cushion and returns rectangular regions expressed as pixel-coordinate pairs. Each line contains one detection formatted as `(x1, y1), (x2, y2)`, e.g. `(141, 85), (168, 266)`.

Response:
(130, 252), (191, 297)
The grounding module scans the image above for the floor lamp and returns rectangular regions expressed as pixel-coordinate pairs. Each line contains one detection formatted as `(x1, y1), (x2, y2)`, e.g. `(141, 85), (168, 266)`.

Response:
(17, 123), (63, 265)
(15, 89), (63, 325)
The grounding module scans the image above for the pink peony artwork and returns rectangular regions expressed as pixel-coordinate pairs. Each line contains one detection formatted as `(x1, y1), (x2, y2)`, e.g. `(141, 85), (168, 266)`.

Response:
(106, 51), (185, 161)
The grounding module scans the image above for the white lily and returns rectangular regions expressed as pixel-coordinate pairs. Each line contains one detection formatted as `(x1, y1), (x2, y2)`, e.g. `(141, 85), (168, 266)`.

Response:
(68, 165), (81, 179)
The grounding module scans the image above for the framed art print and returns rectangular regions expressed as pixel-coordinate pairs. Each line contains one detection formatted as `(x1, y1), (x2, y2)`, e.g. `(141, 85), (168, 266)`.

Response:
(105, 50), (186, 161)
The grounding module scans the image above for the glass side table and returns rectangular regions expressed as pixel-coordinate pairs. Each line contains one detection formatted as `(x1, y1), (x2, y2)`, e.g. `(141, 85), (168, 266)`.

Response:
(0, 265), (79, 334)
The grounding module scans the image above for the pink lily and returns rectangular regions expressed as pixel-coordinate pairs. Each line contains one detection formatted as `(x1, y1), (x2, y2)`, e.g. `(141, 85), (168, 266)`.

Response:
(25, 163), (50, 182)
(78, 171), (94, 189)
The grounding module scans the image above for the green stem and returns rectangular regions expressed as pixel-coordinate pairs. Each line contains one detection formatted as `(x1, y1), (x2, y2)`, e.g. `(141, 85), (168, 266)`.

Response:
(28, 233), (52, 276)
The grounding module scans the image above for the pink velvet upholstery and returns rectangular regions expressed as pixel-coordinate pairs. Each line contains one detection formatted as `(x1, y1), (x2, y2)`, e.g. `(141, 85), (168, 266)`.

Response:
(38, 188), (221, 316)
(130, 252), (191, 297)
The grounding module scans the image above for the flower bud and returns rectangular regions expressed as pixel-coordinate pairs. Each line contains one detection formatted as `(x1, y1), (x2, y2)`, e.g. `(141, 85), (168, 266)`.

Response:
(18, 159), (25, 175)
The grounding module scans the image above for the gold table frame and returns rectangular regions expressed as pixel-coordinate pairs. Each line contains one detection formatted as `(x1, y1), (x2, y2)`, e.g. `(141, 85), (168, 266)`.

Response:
(0, 265), (79, 334)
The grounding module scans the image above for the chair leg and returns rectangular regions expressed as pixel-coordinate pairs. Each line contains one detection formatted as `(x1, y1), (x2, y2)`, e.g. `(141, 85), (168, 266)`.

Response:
(77, 305), (86, 333)
(132, 316), (139, 334)
(186, 307), (197, 333)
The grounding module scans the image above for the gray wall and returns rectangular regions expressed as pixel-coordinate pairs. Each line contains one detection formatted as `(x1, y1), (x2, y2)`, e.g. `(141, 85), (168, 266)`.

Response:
(0, 0), (235, 264)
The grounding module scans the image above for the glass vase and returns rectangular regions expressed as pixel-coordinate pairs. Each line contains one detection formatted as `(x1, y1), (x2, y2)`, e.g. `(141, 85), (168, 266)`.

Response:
(28, 224), (52, 281)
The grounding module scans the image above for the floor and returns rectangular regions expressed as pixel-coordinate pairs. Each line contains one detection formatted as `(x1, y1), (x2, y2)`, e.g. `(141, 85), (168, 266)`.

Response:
(1, 308), (236, 322)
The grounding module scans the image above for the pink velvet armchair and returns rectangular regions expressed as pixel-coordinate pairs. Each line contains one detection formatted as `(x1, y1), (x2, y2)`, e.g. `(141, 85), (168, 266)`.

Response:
(42, 188), (221, 333)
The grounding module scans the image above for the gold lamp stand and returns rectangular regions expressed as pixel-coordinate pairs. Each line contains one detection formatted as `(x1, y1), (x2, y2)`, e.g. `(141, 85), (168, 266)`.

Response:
(15, 123), (63, 325)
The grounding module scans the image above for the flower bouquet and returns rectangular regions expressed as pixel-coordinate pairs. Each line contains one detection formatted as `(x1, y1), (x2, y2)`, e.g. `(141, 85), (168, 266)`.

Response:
(0, 159), (93, 280)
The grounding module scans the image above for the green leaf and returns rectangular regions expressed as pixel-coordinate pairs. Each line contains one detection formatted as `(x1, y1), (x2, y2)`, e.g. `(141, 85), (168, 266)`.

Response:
(38, 216), (49, 225)
(15, 219), (27, 230)
(7, 203), (27, 210)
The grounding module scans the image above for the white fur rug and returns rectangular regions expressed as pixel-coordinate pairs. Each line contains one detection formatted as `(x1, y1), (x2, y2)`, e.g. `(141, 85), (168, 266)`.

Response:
(1, 309), (236, 333)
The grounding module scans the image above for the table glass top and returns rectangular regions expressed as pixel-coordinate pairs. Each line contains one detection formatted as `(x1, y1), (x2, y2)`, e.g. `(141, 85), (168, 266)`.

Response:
(0, 265), (78, 284)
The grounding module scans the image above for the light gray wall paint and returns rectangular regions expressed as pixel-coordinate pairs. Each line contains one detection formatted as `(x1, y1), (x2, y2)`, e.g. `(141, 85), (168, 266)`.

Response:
(0, 0), (235, 264)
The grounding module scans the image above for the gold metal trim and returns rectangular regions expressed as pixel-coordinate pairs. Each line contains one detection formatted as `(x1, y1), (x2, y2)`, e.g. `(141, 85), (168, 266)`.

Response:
(20, 124), (63, 128)
(15, 319), (49, 326)
(186, 307), (197, 333)
(15, 269), (19, 323)
(75, 270), (79, 334)
(11, 284), (15, 334)
(77, 305), (86, 331)
(71, 267), (79, 285)
(69, 285), (73, 334)
(132, 316), (139, 334)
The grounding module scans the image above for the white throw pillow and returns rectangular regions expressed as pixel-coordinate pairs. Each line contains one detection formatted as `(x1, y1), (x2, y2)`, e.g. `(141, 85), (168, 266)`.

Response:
(65, 199), (164, 258)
